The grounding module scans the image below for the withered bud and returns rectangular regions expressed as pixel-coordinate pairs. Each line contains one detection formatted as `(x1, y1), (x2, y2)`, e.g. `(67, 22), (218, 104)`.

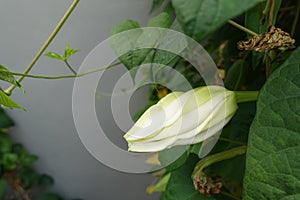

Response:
(238, 26), (295, 52)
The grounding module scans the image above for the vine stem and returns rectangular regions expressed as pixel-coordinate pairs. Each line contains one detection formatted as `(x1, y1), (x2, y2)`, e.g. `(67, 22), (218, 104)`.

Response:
(65, 60), (77, 75)
(234, 91), (259, 103)
(2, 62), (121, 80)
(227, 20), (258, 36)
(192, 146), (247, 180)
(5, 0), (80, 95)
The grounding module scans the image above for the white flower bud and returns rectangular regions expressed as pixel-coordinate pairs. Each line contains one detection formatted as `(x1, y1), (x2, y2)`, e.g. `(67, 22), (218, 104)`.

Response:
(124, 86), (238, 153)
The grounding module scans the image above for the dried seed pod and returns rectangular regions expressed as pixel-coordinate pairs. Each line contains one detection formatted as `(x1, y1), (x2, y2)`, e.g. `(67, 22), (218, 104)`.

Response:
(238, 26), (295, 52)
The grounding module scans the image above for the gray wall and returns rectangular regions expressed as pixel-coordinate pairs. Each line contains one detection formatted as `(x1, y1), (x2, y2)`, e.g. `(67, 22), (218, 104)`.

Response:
(0, 1), (160, 199)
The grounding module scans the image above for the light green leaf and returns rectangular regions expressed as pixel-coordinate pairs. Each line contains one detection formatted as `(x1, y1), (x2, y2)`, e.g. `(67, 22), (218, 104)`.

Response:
(44, 52), (65, 61)
(0, 64), (22, 88)
(225, 59), (248, 90)
(0, 89), (24, 110)
(147, 173), (171, 194)
(64, 44), (80, 60)
(2, 153), (18, 170)
(172, 0), (262, 41)
(243, 47), (300, 199)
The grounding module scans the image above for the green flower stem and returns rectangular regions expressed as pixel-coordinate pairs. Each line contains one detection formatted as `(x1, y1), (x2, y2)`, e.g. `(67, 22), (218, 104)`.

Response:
(5, 0), (80, 95)
(227, 20), (258, 36)
(219, 137), (247, 146)
(234, 91), (259, 103)
(64, 60), (77, 75)
(192, 146), (247, 182)
(2, 62), (121, 80)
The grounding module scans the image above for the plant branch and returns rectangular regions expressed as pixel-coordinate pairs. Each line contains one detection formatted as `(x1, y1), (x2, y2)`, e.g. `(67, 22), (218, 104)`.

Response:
(3, 62), (121, 80)
(5, 0), (80, 95)
(227, 20), (257, 36)
(219, 137), (247, 146)
(64, 60), (77, 75)
(192, 146), (247, 181)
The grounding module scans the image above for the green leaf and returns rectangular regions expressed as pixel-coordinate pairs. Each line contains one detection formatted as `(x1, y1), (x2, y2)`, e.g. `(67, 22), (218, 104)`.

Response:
(110, 19), (145, 74)
(44, 52), (65, 61)
(22, 154), (38, 166)
(172, 0), (262, 41)
(0, 89), (24, 110)
(150, 0), (164, 13)
(158, 146), (189, 172)
(225, 59), (248, 90)
(111, 13), (172, 77)
(64, 44), (80, 60)
(245, 0), (282, 34)
(19, 168), (40, 188)
(0, 64), (22, 88)
(0, 108), (14, 128)
(0, 134), (12, 153)
(38, 174), (54, 187)
(34, 193), (63, 200)
(147, 173), (171, 194)
(2, 153), (18, 170)
(243, 47), (300, 199)
(0, 179), (8, 198)
(161, 154), (214, 200)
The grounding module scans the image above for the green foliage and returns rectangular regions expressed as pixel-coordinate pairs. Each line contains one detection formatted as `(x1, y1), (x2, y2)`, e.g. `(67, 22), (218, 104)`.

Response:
(0, 112), (66, 199)
(110, 12), (171, 77)
(172, 0), (261, 41)
(45, 44), (79, 61)
(0, 89), (24, 109)
(0, 64), (22, 88)
(161, 155), (214, 200)
(121, 0), (300, 199)
(243, 47), (300, 199)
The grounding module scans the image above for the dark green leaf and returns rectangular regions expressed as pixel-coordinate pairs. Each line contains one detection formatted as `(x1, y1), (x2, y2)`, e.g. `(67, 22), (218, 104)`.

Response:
(44, 52), (65, 61)
(245, 0), (282, 34)
(0, 64), (22, 88)
(2, 153), (18, 170)
(0, 89), (24, 109)
(0, 134), (12, 153)
(150, 0), (165, 13)
(110, 19), (144, 73)
(0, 179), (8, 198)
(172, 0), (261, 41)
(38, 174), (54, 187)
(161, 154), (214, 200)
(224, 59), (248, 90)
(19, 168), (40, 188)
(22, 154), (38, 166)
(243, 47), (300, 199)
(0, 108), (14, 128)
(111, 13), (172, 77)
(34, 193), (63, 200)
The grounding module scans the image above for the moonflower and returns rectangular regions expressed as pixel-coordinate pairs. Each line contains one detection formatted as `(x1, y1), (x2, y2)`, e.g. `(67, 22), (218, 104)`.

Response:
(124, 86), (238, 153)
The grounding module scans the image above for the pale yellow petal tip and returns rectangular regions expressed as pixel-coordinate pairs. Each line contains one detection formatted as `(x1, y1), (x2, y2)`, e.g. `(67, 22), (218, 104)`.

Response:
(145, 153), (161, 166)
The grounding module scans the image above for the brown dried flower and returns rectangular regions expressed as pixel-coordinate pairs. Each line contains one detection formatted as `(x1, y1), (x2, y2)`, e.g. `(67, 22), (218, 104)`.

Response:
(193, 173), (223, 197)
(238, 26), (295, 52)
